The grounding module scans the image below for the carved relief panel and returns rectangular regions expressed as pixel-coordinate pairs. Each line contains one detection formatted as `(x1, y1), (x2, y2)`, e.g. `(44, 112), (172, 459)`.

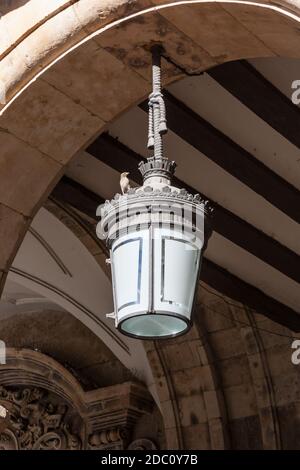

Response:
(0, 386), (84, 450)
(0, 349), (161, 451)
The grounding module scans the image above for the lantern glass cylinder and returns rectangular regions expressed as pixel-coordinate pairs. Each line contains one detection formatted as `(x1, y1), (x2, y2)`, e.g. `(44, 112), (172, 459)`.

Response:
(110, 225), (202, 339)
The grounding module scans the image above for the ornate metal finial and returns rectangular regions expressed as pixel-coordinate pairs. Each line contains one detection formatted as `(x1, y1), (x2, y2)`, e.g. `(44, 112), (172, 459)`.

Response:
(138, 45), (176, 183)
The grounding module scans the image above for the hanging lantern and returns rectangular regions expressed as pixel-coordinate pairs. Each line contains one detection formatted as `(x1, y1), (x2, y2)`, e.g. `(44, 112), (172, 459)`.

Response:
(96, 46), (213, 339)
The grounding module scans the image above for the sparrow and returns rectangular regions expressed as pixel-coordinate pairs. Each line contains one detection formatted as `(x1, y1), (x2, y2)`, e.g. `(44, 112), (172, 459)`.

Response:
(120, 172), (130, 194)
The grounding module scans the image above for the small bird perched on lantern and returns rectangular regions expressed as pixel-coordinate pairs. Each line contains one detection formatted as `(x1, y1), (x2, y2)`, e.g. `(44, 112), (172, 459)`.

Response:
(120, 172), (130, 194)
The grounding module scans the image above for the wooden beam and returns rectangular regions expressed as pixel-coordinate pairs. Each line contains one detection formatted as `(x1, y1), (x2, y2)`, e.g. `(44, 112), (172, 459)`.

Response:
(87, 134), (300, 285)
(139, 91), (300, 224)
(201, 259), (300, 332)
(208, 60), (300, 150)
(51, 174), (300, 331)
(51, 176), (103, 219)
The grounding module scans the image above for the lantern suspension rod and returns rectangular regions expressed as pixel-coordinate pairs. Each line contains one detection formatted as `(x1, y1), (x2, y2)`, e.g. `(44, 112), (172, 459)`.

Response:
(147, 45), (168, 161)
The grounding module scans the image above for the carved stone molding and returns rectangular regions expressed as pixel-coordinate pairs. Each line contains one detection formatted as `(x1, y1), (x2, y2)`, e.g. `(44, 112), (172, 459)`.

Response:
(0, 385), (82, 450)
(86, 382), (154, 450)
(0, 349), (156, 450)
(88, 427), (128, 450)
(128, 439), (158, 450)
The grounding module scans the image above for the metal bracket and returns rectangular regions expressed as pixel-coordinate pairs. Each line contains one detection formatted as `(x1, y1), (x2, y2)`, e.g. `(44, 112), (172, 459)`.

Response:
(106, 312), (116, 319)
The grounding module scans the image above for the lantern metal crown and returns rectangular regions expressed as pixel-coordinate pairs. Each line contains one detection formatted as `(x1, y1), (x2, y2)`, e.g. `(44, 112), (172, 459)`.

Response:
(96, 45), (213, 339)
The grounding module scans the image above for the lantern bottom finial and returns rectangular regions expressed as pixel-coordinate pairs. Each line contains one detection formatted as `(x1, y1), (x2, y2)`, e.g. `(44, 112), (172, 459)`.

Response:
(119, 313), (191, 340)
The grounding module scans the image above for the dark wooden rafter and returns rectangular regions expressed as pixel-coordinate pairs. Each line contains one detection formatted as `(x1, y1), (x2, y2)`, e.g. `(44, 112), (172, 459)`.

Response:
(52, 174), (300, 331)
(139, 91), (300, 224)
(86, 134), (300, 285)
(202, 259), (300, 332)
(208, 60), (300, 150)
(51, 175), (103, 218)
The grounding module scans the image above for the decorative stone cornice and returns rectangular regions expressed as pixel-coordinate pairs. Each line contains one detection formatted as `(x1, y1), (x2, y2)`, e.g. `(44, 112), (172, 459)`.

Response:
(0, 349), (156, 451)
(0, 385), (82, 450)
(85, 382), (154, 434)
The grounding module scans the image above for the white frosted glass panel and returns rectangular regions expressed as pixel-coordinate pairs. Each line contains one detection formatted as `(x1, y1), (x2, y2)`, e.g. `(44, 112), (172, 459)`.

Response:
(113, 238), (142, 311)
(121, 315), (188, 338)
(162, 238), (199, 311)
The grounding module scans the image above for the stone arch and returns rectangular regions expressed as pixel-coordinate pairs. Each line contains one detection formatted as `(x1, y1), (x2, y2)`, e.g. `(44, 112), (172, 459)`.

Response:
(1, 1), (300, 449)
(1, 0), (300, 293)
(0, 348), (160, 450)
(1, 348), (88, 412)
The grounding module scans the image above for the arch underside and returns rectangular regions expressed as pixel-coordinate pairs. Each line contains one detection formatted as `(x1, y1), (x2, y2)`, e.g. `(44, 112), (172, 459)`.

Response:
(0, 0), (300, 450)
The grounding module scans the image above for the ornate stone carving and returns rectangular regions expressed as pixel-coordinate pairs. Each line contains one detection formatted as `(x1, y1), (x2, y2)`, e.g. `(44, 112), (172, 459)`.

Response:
(127, 438), (158, 450)
(0, 350), (159, 451)
(0, 386), (83, 450)
(88, 427), (128, 450)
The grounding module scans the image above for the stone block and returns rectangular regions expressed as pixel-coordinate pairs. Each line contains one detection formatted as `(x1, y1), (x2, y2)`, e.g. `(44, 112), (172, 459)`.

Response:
(224, 383), (258, 420)
(44, 40), (149, 122)
(160, 3), (272, 61)
(172, 367), (203, 398)
(0, 130), (62, 216)
(160, 400), (176, 430)
(0, 204), (29, 270)
(222, 3), (300, 58)
(182, 423), (210, 450)
(96, 10), (215, 82)
(203, 390), (222, 420)
(160, 341), (201, 372)
(164, 427), (180, 450)
(1, 79), (103, 164)
(209, 327), (244, 360)
(208, 417), (227, 450)
(178, 394), (207, 426)
(219, 354), (252, 388)
(146, 349), (164, 379)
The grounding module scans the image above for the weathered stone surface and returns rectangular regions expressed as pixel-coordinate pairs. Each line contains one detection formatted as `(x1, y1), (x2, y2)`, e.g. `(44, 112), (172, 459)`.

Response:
(179, 394), (207, 426)
(164, 427), (180, 450)
(0, 131), (62, 216)
(0, 204), (29, 270)
(209, 327), (245, 360)
(182, 423), (210, 450)
(0, 348), (162, 450)
(95, 11), (215, 81)
(172, 367), (203, 397)
(44, 40), (149, 122)
(160, 341), (200, 371)
(0, 1), (69, 58)
(204, 390), (223, 420)
(160, 3), (273, 62)
(1, 79), (103, 163)
(230, 415), (263, 450)
(146, 349), (165, 378)
(222, 3), (300, 57)
(219, 355), (252, 388)
(0, 309), (133, 389)
(208, 417), (227, 450)
(160, 400), (177, 430)
(224, 383), (258, 420)
(277, 403), (300, 449)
